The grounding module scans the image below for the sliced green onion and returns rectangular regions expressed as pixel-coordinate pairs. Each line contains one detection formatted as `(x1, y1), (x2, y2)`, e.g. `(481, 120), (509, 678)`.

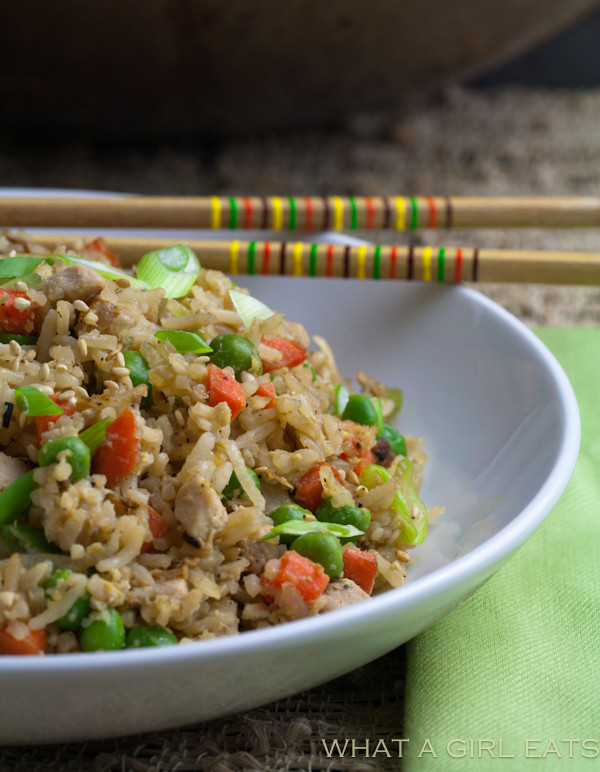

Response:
(154, 330), (212, 354)
(79, 417), (112, 456)
(1, 273), (42, 289)
(229, 288), (274, 329)
(383, 387), (403, 419)
(0, 256), (45, 279)
(136, 245), (200, 298)
(0, 333), (38, 345)
(46, 254), (148, 290)
(15, 386), (63, 417)
(259, 519), (364, 542)
(0, 470), (38, 526)
(0, 523), (58, 554)
(329, 384), (349, 415)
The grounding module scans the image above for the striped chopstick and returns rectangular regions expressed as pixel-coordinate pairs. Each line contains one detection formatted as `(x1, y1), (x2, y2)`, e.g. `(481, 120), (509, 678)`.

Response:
(2, 195), (600, 230)
(21, 233), (600, 285)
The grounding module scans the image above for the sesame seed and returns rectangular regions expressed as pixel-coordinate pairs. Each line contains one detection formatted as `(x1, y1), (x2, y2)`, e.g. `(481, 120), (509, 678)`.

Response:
(74, 386), (89, 398)
(77, 338), (88, 357)
(115, 352), (125, 367)
(14, 281), (28, 292)
(39, 363), (50, 380)
(59, 390), (75, 400)
(13, 297), (32, 311)
(174, 409), (185, 427)
(112, 366), (130, 377)
(114, 277), (131, 288)
(9, 340), (21, 356)
(104, 380), (119, 391)
(73, 300), (89, 312)
(83, 311), (99, 325)
(55, 364), (68, 373)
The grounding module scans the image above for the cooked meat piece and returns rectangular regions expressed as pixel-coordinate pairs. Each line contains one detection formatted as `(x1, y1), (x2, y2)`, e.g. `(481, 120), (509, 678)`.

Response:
(0, 452), (28, 490)
(41, 264), (107, 304)
(174, 473), (228, 544)
(371, 437), (395, 467)
(319, 578), (369, 612)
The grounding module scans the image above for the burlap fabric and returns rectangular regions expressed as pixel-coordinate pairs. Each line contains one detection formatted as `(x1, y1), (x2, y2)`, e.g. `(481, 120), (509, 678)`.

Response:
(0, 85), (598, 770)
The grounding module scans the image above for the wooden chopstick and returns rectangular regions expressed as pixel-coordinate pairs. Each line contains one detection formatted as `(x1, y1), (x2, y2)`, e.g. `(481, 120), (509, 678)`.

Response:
(19, 232), (600, 285)
(2, 195), (600, 230)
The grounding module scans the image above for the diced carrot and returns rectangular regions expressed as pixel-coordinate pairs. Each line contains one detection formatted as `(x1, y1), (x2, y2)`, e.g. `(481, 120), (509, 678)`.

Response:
(342, 547), (378, 595)
(0, 626), (47, 656)
(92, 407), (140, 486)
(255, 381), (278, 408)
(293, 461), (345, 513)
(261, 336), (307, 373)
(140, 506), (169, 554)
(206, 363), (247, 421)
(0, 288), (39, 336)
(85, 237), (120, 267)
(261, 550), (329, 604)
(345, 448), (373, 476)
(34, 393), (76, 445)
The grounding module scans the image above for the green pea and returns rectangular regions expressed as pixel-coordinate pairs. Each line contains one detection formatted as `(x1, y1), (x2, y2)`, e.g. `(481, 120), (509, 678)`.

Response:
(44, 568), (91, 631)
(208, 334), (262, 379)
(315, 498), (371, 540)
(221, 467), (261, 501)
(341, 394), (383, 431)
(38, 436), (91, 482)
(377, 422), (407, 456)
(44, 568), (93, 632)
(291, 531), (344, 579)
(268, 503), (311, 526)
(122, 350), (153, 409)
(268, 502), (311, 546)
(79, 608), (125, 652)
(125, 626), (178, 648)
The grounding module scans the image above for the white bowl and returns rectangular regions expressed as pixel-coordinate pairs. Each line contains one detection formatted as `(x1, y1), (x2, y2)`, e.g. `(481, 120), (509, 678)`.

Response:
(0, 274), (579, 744)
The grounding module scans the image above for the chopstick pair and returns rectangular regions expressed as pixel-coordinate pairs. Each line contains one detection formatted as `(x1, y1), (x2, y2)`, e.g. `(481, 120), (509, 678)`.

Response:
(3, 194), (600, 285)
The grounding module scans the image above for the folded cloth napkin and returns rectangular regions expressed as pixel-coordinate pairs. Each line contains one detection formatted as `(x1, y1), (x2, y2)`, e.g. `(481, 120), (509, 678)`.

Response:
(403, 328), (600, 771)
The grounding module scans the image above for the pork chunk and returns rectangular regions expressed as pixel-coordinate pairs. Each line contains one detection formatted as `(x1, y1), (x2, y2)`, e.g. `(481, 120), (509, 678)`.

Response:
(174, 474), (228, 545)
(319, 578), (369, 613)
(41, 264), (107, 304)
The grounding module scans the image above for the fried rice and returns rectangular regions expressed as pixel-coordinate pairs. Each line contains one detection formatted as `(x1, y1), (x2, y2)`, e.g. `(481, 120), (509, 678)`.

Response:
(0, 234), (435, 655)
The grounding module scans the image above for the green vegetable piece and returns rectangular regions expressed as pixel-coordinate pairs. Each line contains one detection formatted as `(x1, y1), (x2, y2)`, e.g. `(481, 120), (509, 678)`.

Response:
(0, 333), (37, 345)
(0, 256), (45, 279)
(208, 334), (262, 379)
(78, 417), (112, 456)
(0, 523), (58, 554)
(154, 330), (212, 354)
(136, 245), (201, 298)
(1, 273), (42, 290)
(291, 531), (344, 579)
(125, 626), (178, 648)
(38, 436), (91, 482)
(43, 254), (147, 289)
(394, 457), (427, 546)
(384, 387), (403, 419)
(259, 519), (363, 542)
(15, 385), (63, 417)
(43, 570), (92, 631)
(329, 384), (349, 415)
(122, 350), (153, 409)
(221, 467), (261, 502)
(359, 463), (391, 489)
(0, 470), (38, 525)
(268, 503), (310, 526)
(79, 608), (125, 652)
(267, 503), (311, 545)
(229, 288), (274, 328)
(315, 498), (371, 539)
(377, 422), (407, 456)
(341, 394), (384, 432)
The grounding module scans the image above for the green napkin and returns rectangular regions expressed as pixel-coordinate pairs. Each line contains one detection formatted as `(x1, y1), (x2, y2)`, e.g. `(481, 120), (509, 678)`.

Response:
(403, 328), (600, 770)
